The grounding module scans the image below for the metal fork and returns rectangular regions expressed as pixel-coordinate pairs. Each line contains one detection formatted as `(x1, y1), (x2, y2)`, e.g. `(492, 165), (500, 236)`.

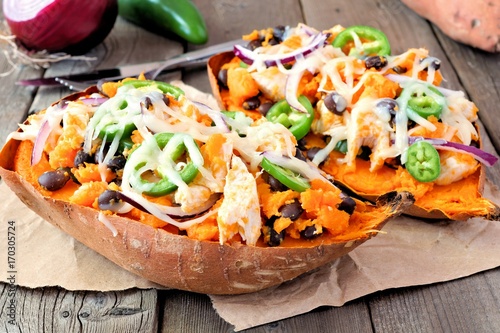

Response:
(55, 78), (93, 91)
(55, 39), (244, 91)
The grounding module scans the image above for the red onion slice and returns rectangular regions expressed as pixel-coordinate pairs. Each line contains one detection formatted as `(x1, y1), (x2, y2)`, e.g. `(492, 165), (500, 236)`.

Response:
(31, 119), (50, 165)
(80, 96), (109, 106)
(192, 101), (230, 132)
(409, 136), (498, 167)
(234, 32), (329, 67)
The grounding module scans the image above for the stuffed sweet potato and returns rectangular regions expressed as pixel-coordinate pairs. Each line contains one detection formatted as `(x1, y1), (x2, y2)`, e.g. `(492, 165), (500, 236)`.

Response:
(0, 80), (413, 294)
(207, 23), (500, 221)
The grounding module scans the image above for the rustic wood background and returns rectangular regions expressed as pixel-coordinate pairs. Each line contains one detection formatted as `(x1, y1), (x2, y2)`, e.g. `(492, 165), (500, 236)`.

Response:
(0, 0), (499, 331)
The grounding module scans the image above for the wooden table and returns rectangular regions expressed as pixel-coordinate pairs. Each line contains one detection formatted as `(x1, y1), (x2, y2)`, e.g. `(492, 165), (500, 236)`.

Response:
(1, 0), (499, 331)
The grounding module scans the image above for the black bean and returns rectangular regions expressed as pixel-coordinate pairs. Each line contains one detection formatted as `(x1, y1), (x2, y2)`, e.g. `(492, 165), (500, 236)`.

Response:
(307, 147), (322, 161)
(98, 190), (123, 212)
(357, 146), (372, 161)
(324, 92), (347, 115)
(242, 96), (261, 110)
(143, 97), (153, 109)
(217, 68), (229, 89)
(74, 149), (93, 167)
(107, 155), (126, 172)
(338, 194), (356, 215)
(273, 25), (286, 41)
(376, 98), (398, 117)
(247, 39), (262, 51)
(268, 228), (286, 247)
(38, 169), (71, 191)
(262, 171), (288, 192)
(301, 225), (321, 239)
(265, 216), (286, 247)
(267, 37), (280, 46)
(392, 66), (407, 74)
(279, 199), (303, 221)
(295, 148), (307, 162)
(421, 57), (441, 71)
(163, 94), (170, 106)
(258, 101), (274, 116)
(365, 56), (388, 70)
(297, 137), (308, 150)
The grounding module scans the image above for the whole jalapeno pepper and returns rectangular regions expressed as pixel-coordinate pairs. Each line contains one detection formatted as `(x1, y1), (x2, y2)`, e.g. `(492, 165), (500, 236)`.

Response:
(265, 95), (314, 140)
(332, 25), (391, 57)
(261, 157), (311, 192)
(127, 132), (201, 196)
(122, 80), (184, 99)
(405, 141), (441, 182)
(117, 0), (208, 44)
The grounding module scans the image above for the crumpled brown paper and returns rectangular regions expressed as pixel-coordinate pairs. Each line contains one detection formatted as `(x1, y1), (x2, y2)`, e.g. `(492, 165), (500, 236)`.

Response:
(2, 178), (500, 331)
(1, 82), (500, 331)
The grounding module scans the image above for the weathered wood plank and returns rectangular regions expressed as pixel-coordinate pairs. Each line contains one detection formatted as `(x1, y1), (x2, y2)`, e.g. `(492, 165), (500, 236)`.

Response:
(431, 26), (500, 152)
(369, 267), (500, 333)
(160, 290), (373, 333)
(0, 284), (158, 332)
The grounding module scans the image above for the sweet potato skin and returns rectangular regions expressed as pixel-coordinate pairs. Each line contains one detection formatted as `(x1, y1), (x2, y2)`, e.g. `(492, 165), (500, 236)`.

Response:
(402, 0), (499, 53)
(0, 155), (411, 294)
(0, 87), (414, 295)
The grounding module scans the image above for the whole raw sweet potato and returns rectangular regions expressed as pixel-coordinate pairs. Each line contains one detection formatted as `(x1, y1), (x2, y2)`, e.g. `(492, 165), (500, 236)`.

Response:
(402, 0), (499, 52)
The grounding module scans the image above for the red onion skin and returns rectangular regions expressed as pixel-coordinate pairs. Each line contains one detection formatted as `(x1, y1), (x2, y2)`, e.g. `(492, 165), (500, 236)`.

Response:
(3, 0), (118, 54)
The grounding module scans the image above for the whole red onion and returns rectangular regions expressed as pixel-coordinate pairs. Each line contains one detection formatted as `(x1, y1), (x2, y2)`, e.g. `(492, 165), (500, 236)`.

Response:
(3, 0), (118, 54)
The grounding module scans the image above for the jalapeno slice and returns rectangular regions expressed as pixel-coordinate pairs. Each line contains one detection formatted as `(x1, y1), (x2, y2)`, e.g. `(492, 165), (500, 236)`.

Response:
(265, 95), (314, 140)
(405, 141), (441, 182)
(406, 85), (445, 120)
(122, 79), (184, 99)
(127, 132), (201, 196)
(261, 157), (310, 192)
(332, 25), (391, 57)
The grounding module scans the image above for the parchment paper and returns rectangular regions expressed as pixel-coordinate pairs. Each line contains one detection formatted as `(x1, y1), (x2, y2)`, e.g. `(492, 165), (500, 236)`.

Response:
(1, 82), (500, 331)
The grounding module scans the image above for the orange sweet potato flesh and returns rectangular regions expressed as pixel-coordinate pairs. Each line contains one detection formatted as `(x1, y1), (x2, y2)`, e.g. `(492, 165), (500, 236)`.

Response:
(0, 86), (414, 295)
(207, 53), (500, 222)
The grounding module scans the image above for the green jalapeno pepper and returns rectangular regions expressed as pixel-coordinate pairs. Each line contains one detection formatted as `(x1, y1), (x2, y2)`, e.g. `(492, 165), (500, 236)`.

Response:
(405, 141), (441, 182)
(118, 0), (208, 44)
(128, 132), (201, 196)
(265, 96), (314, 140)
(332, 25), (391, 57)
(334, 139), (348, 154)
(122, 80), (184, 99)
(406, 85), (445, 120)
(261, 157), (311, 192)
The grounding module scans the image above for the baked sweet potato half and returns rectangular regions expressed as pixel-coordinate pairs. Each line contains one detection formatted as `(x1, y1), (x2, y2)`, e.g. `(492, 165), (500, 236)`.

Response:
(207, 23), (500, 221)
(0, 81), (413, 295)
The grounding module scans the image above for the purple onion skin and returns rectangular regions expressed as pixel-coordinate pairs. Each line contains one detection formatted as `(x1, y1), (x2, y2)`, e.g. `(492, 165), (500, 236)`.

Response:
(4, 0), (118, 54)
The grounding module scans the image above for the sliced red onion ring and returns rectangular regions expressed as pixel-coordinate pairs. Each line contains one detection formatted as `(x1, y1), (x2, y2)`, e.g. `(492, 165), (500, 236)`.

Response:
(31, 120), (51, 165)
(298, 23), (318, 36)
(192, 101), (230, 132)
(409, 136), (498, 167)
(234, 32), (330, 67)
(80, 96), (109, 106)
